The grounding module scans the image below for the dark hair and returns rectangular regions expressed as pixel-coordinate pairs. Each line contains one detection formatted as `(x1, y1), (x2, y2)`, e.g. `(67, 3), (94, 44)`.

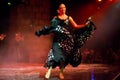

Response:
(50, 0), (67, 19)
(56, 2), (66, 10)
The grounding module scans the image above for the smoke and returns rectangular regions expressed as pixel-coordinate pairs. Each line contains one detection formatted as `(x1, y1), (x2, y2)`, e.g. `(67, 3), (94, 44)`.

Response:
(85, 1), (120, 51)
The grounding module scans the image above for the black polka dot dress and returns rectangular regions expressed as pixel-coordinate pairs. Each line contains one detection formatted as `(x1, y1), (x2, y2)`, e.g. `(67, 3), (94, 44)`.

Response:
(43, 17), (96, 68)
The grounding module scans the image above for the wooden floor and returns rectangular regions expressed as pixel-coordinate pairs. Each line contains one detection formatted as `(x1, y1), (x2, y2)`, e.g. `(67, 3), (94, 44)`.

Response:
(0, 63), (119, 80)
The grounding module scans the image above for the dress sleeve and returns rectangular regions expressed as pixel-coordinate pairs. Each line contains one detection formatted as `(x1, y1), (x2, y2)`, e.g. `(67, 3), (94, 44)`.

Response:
(35, 18), (59, 36)
(74, 21), (96, 48)
(50, 18), (59, 27)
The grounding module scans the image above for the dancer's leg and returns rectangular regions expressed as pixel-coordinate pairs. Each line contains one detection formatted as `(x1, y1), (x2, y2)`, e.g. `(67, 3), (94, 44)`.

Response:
(45, 66), (52, 79)
(59, 67), (64, 79)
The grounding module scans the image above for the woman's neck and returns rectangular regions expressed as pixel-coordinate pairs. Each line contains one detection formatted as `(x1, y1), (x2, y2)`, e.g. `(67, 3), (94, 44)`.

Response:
(58, 14), (68, 20)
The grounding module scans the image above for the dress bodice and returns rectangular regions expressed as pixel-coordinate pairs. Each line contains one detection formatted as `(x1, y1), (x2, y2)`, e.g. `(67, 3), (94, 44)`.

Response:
(51, 17), (74, 54)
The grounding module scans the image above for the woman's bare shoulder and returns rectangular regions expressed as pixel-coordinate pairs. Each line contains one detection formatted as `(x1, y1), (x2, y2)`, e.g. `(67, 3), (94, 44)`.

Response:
(69, 16), (73, 20)
(53, 16), (57, 18)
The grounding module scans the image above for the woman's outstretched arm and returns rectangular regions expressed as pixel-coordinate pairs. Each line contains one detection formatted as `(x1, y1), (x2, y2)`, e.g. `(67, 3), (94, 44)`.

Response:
(69, 16), (89, 29)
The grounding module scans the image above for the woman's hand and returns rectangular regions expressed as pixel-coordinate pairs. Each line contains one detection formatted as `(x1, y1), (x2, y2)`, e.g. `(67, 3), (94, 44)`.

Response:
(35, 30), (42, 37)
(85, 21), (90, 26)
(85, 16), (92, 26)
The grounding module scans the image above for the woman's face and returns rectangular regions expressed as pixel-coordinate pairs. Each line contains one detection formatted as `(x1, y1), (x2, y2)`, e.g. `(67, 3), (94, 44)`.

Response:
(57, 4), (66, 15)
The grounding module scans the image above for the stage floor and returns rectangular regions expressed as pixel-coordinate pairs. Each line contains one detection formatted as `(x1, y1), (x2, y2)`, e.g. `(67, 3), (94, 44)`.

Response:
(0, 63), (119, 80)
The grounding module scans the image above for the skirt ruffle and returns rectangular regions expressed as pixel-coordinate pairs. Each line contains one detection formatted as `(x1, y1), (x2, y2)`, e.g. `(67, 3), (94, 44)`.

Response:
(44, 21), (96, 68)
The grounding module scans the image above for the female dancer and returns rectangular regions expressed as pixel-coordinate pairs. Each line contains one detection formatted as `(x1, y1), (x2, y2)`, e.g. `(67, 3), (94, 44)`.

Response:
(35, 3), (96, 79)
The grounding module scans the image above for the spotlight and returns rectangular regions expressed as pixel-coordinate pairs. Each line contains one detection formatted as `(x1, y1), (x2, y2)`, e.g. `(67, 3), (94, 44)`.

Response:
(109, 0), (113, 1)
(8, 2), (12, 6)
(98, 0), (102, 2)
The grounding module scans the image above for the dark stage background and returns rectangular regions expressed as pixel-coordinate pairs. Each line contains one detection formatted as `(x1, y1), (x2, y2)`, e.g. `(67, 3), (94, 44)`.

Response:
(0, 0), (120, 64)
